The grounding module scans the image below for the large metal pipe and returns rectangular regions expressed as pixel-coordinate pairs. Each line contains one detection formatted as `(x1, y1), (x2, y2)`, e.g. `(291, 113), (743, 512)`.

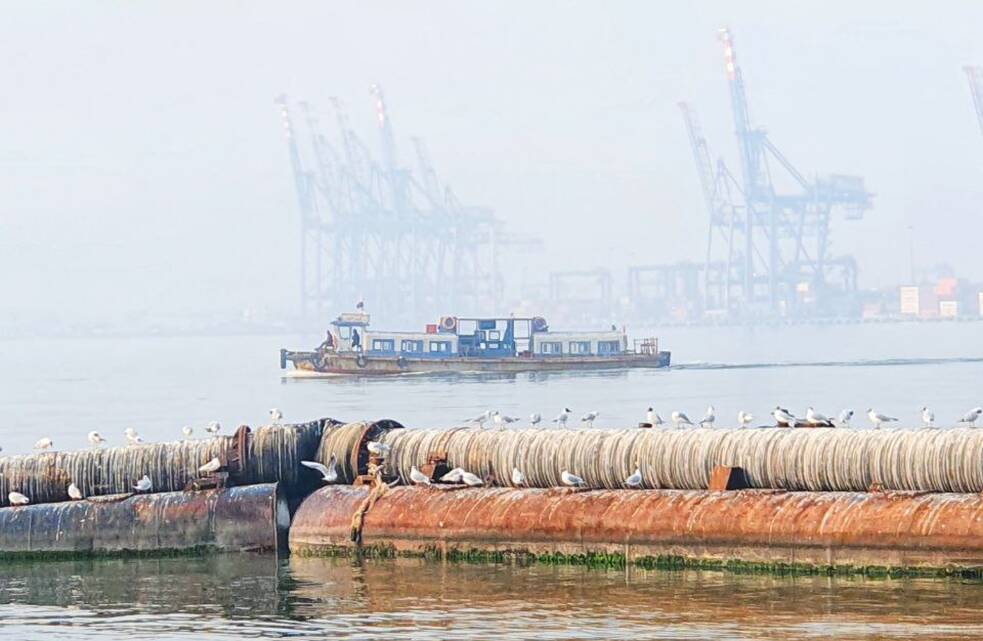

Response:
(379, 426), (983, 493)
(290, 486), (983, 571)
(0, 483), (286, 557)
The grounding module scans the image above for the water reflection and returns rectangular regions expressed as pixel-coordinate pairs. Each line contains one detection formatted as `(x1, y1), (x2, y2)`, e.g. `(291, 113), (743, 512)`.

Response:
(3, 554), (983, 640)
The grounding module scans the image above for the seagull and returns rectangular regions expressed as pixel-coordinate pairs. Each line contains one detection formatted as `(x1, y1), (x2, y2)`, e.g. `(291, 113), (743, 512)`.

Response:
(460, 471), (484, 487)
(409, 465), (431, 485)
(205, 421), (221, 434)
(772, 407), (797, 427)
(68, 483), (83, 500)
(367, 441), (391, 457)
(646, 407), (664, 426)
(867, 409), (898, 429)
(699, 406), (716, 428)
(182, 425), (194, 439)
(34, 437), (53, 450)
(805, 407), (833, 427)
(87, 431), (105, 447)
(511, 467), (526, 487)
(492, 411), (520, 428)
(561, 471), (586, 487)
(301, 455), (338, 483)
(465, 410), (493, 428)
(530, 413), (542, 427)
(440, 467), (464, 483)
(737, 411), (754, 428)
(198, 457), (222, 474)
(671, 411), (693, 428)
(958, 407), (983, 427)
(269, 408), (283, 425)
(624, 466), (643, 488)
(133, 475), (152, 492)
(580, 411), (599, 427)
(8, 491), (29, 506)
(552, 408), (572, 428)
(124, 427), (143, 445)
(837, 409), (854, 428)
(921, 407), (935, 427)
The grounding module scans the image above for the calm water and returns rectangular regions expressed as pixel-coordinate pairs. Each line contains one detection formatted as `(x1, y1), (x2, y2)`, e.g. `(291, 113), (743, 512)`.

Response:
(3, 322), (983, 639)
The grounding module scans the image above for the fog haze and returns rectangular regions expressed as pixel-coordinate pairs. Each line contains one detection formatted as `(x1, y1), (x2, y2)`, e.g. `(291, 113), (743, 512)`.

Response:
(3, 2), (982, 330)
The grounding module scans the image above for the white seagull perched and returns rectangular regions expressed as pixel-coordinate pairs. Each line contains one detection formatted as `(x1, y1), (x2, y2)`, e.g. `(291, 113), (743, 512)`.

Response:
(367, 441), (391, 457)
(529, 413), (542, 427)
(805, 407), (833, 427)
(511, 467), (526, 487)
(624, 466), (643, 488)
(8, 491), (29, 506)
(772, 407), (797, 427)
(124, 427), (143, 445)
(34, 437), (53, 450)
(837, 409), (854, 428)
(205, 421), (222, 435)
(552, 408), (572, 428)
(409, 465), (431, 486)
(492, 411), (520, 428)
(301, 455), (338, 483)
(182, 425), (194, 439)
(699, 406), (716, 428)
(440, 467), (465, 483)
(269, 408), (283, 425)
(581, 411), (599, 428)
(958, 407), (983, 427)
(867, 409), (898, 429)
(68, 483), (83, 500)
(561, 470), (586, 487)
(198, 457), (222, 474)
(671, 411), (693, 428)
(133, 475), (152, 492)
(465, 410), (493, 428)
(87, 431), (106, 447)
(737, 411), (754, 428)
(921, 407), (935, 427)
(460, 471), (484, 487)
(646, 407), (664, 427)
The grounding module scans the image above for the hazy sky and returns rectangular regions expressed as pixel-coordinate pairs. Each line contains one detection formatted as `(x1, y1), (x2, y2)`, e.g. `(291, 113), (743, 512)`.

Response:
(3, 2), (982, 327)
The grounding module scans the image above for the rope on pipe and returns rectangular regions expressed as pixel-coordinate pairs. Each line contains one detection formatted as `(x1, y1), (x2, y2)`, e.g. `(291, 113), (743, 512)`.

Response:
(379, 427), (983, 493)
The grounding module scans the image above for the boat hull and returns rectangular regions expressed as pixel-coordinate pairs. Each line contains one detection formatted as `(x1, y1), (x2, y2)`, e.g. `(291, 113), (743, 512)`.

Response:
(280, 349), (670, 375)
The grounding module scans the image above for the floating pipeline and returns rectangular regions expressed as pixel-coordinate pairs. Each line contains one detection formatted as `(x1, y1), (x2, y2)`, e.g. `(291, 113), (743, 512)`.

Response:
(0, 419), (338, 507)
(379, 426), (983, 493)
(0, 483), (287, 558)
(316, 419), (404, 483)
(289, 485), (983, 573)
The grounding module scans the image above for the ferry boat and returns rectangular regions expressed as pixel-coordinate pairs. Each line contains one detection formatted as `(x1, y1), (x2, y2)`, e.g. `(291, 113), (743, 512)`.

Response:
(280, 312), (670, 375)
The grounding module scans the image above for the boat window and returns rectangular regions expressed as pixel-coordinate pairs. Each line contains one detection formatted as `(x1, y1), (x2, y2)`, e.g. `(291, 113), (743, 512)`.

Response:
(401, 340), (424, 353)
(478, 319), (497, 330)
(371, 339), (395, 352)
(539, 341), (562, 355)
(568, 341), (591, 355)
(338, 326), (352, 339)
(487, 330), (500, 340)
(597, 340), (621, 354)
(429, 341), (451, 353)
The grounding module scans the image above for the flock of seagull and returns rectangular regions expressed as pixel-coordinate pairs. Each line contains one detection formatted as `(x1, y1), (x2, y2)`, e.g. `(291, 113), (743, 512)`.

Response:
(464, 405), (983, 430)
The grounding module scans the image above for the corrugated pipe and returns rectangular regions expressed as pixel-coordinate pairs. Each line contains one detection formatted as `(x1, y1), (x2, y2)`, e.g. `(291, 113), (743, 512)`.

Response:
(380, 427), (983, 493)
(316, 419), (404, 483)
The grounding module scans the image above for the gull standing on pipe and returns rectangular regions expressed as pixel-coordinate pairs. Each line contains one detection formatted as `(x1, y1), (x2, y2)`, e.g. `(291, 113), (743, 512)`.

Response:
(8, 491), (29, 506)
(124, 428), (143, 445)
(646, 407), (664, 427)
(561, 471), (586, 487)
(301, 455), (338, 483)
(958, 407), (983, 427)
(34, 437), (53, 450)
(529, 413), (542, 427)
(465, 410), (493, 428)
(805, 407), (833, 427)
(867, 409), (898, 429)
(580, 411), (599, 428)
(511, 467), (526, 487)
(182, 425), (194, 439)
(409, 466), (431, 486)
(837, 409), (854, 428)
(133, 475), (152, 492)
(624, 466), (643, 489)
(205, 421), (222, 435)
(671, 411), (693, 428)
(367, 441), (391, 457)
(269, 408), (283, 425)
(460, 471), (484, 487)
(87, 431), (105, 447)
(699, 406), (715, 428)
(552, 408), (571, 428)
(921, 407), (935, 427)
(772, 407), (797, 427)
(68, 483), (83, 500)
(493, 411), (519, 428)
(737, 411), (754, 428)
(440, 467), (464, 483)
(198, 457), (222, 475)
